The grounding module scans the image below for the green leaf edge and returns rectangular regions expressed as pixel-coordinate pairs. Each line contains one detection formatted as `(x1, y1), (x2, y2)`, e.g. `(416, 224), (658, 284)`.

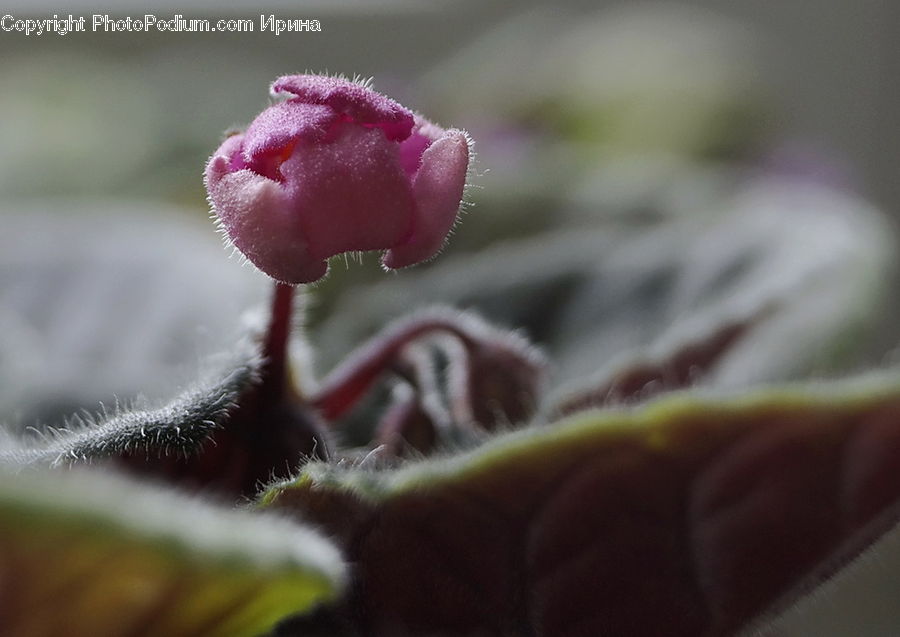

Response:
(0, 468), (346, 636)
(261, 369), (900, 505)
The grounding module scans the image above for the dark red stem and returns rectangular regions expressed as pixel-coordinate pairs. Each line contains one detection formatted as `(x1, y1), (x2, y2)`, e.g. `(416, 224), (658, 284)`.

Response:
(311, 316), (475, 421)
(259, 282), (296, 402)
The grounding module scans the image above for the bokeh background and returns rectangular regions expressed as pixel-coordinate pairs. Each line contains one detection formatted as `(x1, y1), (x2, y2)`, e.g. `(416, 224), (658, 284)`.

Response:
(2, 4), (900, 633)
(1, 0), (898, 428)
(0, 0), (896, 207)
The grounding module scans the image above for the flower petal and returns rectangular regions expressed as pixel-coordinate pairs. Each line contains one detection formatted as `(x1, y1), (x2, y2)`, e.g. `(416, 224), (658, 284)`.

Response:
(272, 75), (414, 141)
(208, 132), (246, 171)
(205, 147), (327, 284)
(398, 116), (449, 177)
(242, 101), (338, 163)
(383, 130), (469, 269)
(279, 123), (417, 263)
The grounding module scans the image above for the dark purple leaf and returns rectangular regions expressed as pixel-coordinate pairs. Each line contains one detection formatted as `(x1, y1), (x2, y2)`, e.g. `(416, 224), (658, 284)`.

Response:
(261, 373), (900, 636)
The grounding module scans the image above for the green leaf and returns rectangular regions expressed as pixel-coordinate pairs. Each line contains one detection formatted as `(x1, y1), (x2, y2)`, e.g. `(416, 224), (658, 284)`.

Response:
(261, 372), (900, 636)
(0, 467), (345, 636)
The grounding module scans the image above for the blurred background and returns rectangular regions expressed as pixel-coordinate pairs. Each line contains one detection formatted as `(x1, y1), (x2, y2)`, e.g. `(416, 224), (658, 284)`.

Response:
(0, 0), (895, 207)
(2, 5), (899, 632)
(1, 0), (898, 425)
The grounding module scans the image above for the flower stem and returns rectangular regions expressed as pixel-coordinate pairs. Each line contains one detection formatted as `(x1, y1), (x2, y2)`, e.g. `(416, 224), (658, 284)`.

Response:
(260, 282), (296, 402)
(311, 313), (476, 421)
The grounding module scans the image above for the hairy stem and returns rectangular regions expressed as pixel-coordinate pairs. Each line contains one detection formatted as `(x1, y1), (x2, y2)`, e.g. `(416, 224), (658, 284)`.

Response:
(311, 314), (476, 421)
(260, 282), (296, 403)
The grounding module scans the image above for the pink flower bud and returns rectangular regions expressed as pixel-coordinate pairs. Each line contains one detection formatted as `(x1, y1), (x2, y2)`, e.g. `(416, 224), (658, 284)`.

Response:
(204, 74), (471, 284)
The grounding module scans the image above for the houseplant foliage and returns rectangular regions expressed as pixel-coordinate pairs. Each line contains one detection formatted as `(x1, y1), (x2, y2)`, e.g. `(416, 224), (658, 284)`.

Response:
(2, 67), (900, 637)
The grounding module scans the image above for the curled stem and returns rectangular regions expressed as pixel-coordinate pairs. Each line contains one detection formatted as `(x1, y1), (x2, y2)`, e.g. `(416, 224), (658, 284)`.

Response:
(310, 311), (476, 422)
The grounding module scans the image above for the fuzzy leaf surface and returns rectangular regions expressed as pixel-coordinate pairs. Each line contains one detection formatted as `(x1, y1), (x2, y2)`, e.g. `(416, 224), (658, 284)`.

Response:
(262, 373), (900, 636)
(0, 342), (261, 468)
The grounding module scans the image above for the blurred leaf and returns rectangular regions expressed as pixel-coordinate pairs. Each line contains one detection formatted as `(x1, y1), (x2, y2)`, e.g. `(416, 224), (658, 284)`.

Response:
(316, 178), (898, 401)
(0, 468), (345, 636)
(0, 339), (260, 469)
(0, 207), (330, 499)
(552, 307), (772, 414)
(0, 202), (268, 428)
(261, 372), (900, 635)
